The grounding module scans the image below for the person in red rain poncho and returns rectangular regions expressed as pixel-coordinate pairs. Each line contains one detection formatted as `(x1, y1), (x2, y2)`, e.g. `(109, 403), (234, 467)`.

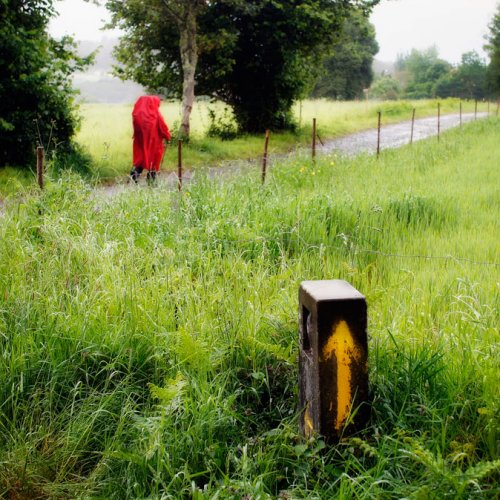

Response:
(130, 95), (171, 184)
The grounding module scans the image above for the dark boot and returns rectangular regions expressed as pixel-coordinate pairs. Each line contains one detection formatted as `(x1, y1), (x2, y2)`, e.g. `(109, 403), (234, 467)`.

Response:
(129, 166), (143, 184)
(146, 170), (157, 186)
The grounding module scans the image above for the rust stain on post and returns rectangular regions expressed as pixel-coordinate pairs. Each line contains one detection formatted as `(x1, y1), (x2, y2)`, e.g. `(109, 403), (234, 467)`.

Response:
(299, 280), (369, 442)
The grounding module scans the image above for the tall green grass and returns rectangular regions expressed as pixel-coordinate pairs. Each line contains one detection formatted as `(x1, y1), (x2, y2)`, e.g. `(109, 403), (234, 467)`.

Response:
(0, 118), (498, 497)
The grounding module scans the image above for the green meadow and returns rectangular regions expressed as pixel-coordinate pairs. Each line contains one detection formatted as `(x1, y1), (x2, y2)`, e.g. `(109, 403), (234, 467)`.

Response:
(0, 117), (498, 497)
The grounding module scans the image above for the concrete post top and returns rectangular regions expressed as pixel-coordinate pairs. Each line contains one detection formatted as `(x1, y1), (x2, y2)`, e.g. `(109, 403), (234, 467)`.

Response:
(300, 280), (365, 302)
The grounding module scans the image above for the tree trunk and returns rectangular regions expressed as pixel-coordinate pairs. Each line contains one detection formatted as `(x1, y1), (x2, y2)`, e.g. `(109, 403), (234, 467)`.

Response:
(178, 7), (198, 139)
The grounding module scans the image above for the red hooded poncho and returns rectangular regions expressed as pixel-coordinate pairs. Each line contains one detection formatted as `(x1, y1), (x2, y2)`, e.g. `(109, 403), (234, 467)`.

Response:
(132, 96), (171, 172)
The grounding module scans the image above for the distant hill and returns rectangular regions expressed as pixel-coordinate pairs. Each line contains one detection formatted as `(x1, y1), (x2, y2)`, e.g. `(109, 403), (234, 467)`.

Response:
(74, 38), (144, 104)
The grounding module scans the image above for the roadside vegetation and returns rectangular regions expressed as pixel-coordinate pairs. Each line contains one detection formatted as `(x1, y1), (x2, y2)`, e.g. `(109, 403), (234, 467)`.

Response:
(0, 118), (498, 497)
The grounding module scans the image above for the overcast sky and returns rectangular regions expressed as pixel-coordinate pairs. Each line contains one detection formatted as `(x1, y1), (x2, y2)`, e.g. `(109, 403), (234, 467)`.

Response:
(49, 0), (498, 64)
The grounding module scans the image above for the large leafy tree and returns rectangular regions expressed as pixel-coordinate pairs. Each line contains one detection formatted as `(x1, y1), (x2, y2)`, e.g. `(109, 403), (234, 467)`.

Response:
(106, 0), (379, 135)
(106, 0), (211, 139)
(0, 0), (91, 168)
(202, 1), (379, 132)
(484, 3), (500, 95)
(311, 10), (379, 100)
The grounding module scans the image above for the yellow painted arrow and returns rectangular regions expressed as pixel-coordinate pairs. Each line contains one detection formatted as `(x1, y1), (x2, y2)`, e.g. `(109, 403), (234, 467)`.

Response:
(322, 320), (363, 431)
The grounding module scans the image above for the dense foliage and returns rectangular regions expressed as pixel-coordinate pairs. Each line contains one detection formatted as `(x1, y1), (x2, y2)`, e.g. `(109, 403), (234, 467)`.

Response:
(395, 47), (452, 99)
(0, 0), (91, 169)
(434, 51), (488, 100)
(484, 3), (500, 95)
(369, 75), (402, 100)
(311, 10), (379, 100)
(374, 47), (490, 100)
(106, 0), (379, 133)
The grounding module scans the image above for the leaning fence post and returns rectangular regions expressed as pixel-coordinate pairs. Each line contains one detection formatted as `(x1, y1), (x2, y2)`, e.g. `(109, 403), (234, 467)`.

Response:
(437, 102), (441, 142)
(36, 146), (44, 190)
(299, 280), (369, 441)
(410, 108), (416, 145)
(376, 111), (381, 157)
(261, 129), (270, 184)
(312, 118), (317, 161)
(177, 139), (183, 191)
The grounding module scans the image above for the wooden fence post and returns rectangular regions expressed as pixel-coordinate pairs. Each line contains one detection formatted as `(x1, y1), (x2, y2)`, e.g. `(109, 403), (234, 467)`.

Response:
(459, 101), (462, 128)
(312, 118), (317, 161)
(36, 146), (44, 190)
(410, 108), (416, 145)
(376, 111), (381, 157)
(437, 102), (441, 142)
(177, 139), (183, 191)
(262, 129), (270, 184)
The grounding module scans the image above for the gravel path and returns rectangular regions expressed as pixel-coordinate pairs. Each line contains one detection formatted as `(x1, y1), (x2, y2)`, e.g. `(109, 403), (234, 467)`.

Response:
(322, 112), (486, 156)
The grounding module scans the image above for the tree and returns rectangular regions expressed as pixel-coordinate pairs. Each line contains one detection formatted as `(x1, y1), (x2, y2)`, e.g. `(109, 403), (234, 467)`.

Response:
(106, 0), (379, 134)
(433, 52), (487, 100)
(369, 74), (401, 100)
(0, 0), (91, 168)
(311, 10), (379, 100)
(205, 0), (378, 132)
(106, 0), (210, 139)
(396, 47), (452, 98)
(484, 3), (500, 95)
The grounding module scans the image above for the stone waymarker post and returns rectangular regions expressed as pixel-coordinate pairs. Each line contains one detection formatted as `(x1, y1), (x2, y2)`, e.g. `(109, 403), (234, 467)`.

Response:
(299, 280), (369, 441)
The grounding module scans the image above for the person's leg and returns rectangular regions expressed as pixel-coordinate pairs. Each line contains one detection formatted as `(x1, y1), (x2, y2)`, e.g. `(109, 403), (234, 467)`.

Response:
(129, 166), (144, 183)
(146, 169), (157, 186)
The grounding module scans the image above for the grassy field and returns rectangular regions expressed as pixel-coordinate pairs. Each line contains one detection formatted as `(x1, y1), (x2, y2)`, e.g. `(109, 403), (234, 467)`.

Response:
(0, 117), (498, 497)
